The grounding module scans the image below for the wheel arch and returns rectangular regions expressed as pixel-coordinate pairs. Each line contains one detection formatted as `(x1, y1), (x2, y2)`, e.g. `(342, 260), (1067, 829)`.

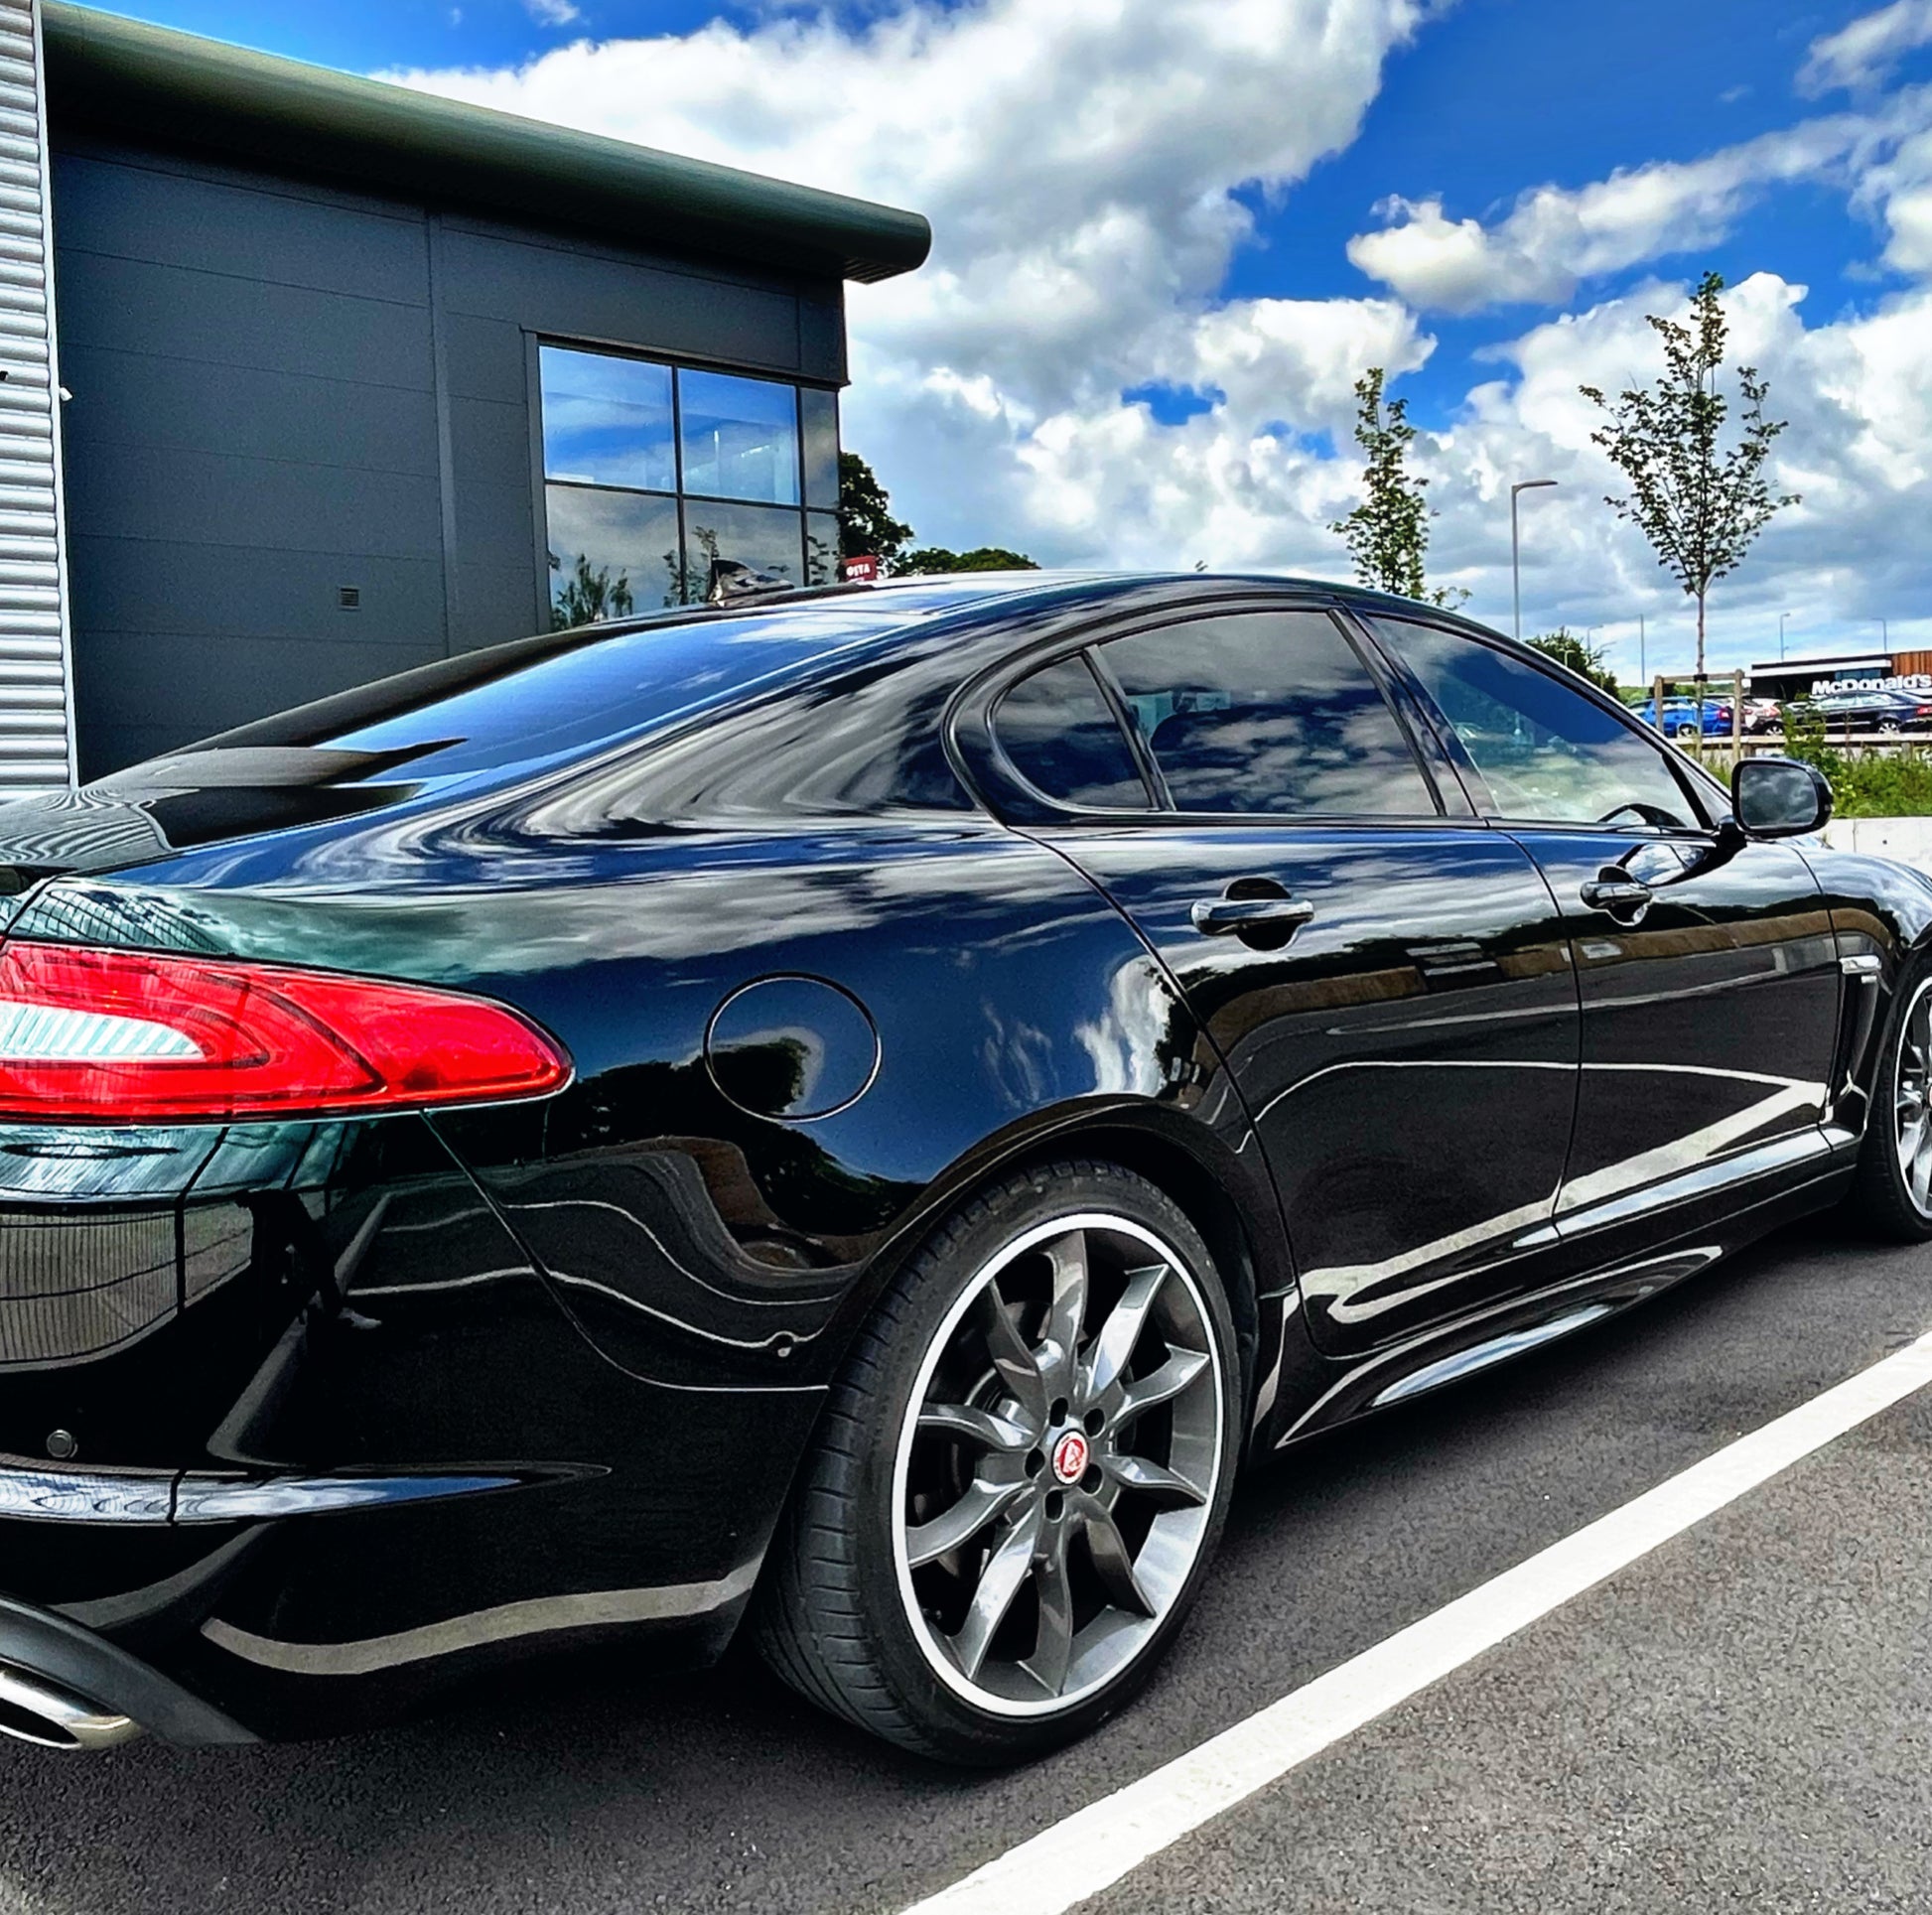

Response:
(830, 1101), (1293, 1426)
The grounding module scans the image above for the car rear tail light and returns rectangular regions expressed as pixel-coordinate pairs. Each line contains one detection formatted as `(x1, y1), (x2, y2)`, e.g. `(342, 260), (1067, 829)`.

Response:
(0, 941), (571, 1122)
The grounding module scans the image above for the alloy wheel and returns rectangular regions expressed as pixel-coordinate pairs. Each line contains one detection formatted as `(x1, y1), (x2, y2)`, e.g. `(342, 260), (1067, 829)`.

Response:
(1896, 978), (1932, 1214)
(891, 1212), (1226, 1717)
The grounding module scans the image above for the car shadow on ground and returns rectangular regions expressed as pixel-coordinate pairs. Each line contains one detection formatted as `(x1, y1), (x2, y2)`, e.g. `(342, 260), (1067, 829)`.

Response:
(0, 1216), (1912, 1915)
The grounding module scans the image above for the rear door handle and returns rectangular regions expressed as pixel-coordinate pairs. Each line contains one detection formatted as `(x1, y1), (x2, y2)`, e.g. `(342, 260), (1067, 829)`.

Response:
(1580, 877), (1653, 918)
(1190, 896), (1315, 936)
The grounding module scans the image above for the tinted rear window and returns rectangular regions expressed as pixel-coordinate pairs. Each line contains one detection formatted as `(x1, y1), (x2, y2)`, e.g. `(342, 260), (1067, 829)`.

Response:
(994, 655), (1148, 808)
(190, 586), (1012, 783)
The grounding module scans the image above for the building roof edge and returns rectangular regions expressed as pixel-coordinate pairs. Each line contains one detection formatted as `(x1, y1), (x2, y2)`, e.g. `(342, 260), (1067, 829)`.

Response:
(42, 3), (932, 285)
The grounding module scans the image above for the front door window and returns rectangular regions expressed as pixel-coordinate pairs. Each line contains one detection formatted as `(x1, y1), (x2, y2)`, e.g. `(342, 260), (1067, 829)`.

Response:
(1372, 617), (1705, 829)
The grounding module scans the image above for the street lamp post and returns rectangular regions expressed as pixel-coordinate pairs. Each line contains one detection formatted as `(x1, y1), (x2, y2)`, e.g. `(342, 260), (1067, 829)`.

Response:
(1779, 611), (1788, 661)
(1510, 479), (1558, 643)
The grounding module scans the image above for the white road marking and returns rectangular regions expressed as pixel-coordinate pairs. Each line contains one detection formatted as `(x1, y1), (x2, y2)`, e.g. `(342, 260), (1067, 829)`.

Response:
(902, 1325), (1932, 1915)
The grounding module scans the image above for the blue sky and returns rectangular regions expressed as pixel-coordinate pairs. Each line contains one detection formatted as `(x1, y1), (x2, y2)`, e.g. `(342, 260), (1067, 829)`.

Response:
(81, 0), (1932, 672)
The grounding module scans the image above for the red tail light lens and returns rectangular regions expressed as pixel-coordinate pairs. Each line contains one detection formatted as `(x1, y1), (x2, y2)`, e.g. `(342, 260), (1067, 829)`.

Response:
(0, 941), (571, 1122)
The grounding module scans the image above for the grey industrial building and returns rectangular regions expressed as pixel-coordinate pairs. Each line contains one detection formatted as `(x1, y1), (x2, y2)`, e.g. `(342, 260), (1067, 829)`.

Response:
(0, 0), (928, 787)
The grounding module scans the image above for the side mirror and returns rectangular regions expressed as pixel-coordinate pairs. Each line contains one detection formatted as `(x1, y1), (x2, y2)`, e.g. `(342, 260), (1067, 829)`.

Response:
(1731, 755), (1832, 839)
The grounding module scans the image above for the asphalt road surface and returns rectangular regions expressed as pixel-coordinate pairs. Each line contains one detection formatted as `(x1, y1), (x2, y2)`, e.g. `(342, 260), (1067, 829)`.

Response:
(6, 1211), (1932, 1914)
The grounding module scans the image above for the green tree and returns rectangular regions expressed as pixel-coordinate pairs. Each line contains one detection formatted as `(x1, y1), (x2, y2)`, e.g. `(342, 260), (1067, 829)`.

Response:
(897, 545), (1040, 574)
(1580, 271), (1799, 681)
(837, 451), (912, 568)
(1329, 367), (1466, 608)
(549, 551), (635, 630)
(1527, 626), (1618, 695)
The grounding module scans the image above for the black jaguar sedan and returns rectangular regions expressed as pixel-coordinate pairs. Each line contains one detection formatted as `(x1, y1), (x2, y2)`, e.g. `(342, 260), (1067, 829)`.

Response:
(0, 572), (1925, 1765)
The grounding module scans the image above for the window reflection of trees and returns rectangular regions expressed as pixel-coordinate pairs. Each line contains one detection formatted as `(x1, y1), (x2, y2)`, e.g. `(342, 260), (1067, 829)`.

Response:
(549, 552), (636, 630)
(1374, 618), (1697, 827)
(538, 344), (834, 623)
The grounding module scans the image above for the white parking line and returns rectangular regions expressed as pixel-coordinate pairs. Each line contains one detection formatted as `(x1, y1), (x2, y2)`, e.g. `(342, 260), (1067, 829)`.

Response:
(902, 1326), (1932, 1915)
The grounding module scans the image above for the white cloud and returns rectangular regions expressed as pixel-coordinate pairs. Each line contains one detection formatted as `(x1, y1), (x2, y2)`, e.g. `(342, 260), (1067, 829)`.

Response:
(524, 0), (582, 24)
(393, 0), (1430, 414)
(388, 0), (1438, 557)
(1346, 114), (1900, 314)
(1857, 121), (1932, 271)
(387, 1), (1932, 663)
(1800, 0), (1932, 95)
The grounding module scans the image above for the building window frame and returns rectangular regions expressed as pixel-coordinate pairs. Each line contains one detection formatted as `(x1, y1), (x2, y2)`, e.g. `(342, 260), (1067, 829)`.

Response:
(533, 338), (841, 628)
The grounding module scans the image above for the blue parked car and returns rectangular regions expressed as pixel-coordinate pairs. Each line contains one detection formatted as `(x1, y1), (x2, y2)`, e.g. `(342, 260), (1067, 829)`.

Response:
(1633, 695), (1736, 739)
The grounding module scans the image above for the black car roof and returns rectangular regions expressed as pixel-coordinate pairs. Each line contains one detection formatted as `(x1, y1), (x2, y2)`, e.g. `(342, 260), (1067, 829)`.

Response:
(123, 570), (1540, 816)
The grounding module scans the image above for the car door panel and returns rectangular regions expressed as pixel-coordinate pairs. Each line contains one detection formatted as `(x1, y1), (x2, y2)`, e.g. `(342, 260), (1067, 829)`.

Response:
(1513, 828), (1842, 1240)
(1032, 823), (1581, 1356)
(1361, 612), (1846, 1257)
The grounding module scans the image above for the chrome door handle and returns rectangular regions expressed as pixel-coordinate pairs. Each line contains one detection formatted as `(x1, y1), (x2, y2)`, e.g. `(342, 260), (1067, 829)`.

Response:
(1190, 896), (1315, 936)
(1580, 877), (1653, 917)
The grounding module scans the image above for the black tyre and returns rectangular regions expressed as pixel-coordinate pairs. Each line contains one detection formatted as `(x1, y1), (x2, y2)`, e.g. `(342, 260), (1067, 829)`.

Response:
(1848, 961), (1932, 1242)
(756, 1160), (1240, 1765)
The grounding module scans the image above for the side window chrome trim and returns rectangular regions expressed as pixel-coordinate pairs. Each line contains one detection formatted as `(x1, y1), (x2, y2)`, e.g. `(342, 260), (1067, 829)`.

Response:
(1084, 643), (1172, 811)
(961, 600), (1449, 828)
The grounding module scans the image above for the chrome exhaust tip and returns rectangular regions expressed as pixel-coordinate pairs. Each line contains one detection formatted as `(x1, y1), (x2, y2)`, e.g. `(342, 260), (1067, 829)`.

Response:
(0, 1661), (141, 1750)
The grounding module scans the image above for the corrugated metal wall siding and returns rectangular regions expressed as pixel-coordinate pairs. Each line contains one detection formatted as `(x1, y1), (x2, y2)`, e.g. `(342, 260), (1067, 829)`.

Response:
(0, 0), (71, 794)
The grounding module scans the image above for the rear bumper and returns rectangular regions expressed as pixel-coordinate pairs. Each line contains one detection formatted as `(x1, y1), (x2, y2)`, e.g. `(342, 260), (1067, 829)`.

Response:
(0, 1111), (839, 1744)
(0, 1589), (255, 1749)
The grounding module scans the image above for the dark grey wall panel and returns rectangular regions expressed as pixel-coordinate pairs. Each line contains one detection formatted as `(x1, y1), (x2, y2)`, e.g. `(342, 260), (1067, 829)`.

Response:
(73, 632), (444, 776)
(452, 478), (541, 601)
(67, 537), (445, 645)
(446, 393), (529, 479)
(52, 150), (430, 303)
(50, 133), (848, 776)
(60, 346), (441, 477)
(435, 221), (821, 378)
(454, 557), (547, 649)
(55, 250), (436, 390)
(437, 311), (526, 403)
(63, 445), (443, 558)
(798, 291), (846, 384)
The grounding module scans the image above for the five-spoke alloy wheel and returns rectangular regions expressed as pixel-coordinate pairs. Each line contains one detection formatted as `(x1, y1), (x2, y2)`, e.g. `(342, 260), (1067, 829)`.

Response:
(759, 1162), (1239, 1764)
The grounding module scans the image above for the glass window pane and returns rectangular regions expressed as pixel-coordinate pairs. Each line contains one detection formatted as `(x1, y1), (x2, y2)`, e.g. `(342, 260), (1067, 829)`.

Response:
(806, 512), (841, 587)
(1376, 618), (1701, 827)
(540, 346), (675, 492)
(213, 597), (1001, 778)
(1100, 612), (1436, 816)
(800, 388), (840, 507)
(545, 484), (683, 626)
(678, 369), (800, 504)
(995, 655), (1147, 808)
(681, 499), (805, 601)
